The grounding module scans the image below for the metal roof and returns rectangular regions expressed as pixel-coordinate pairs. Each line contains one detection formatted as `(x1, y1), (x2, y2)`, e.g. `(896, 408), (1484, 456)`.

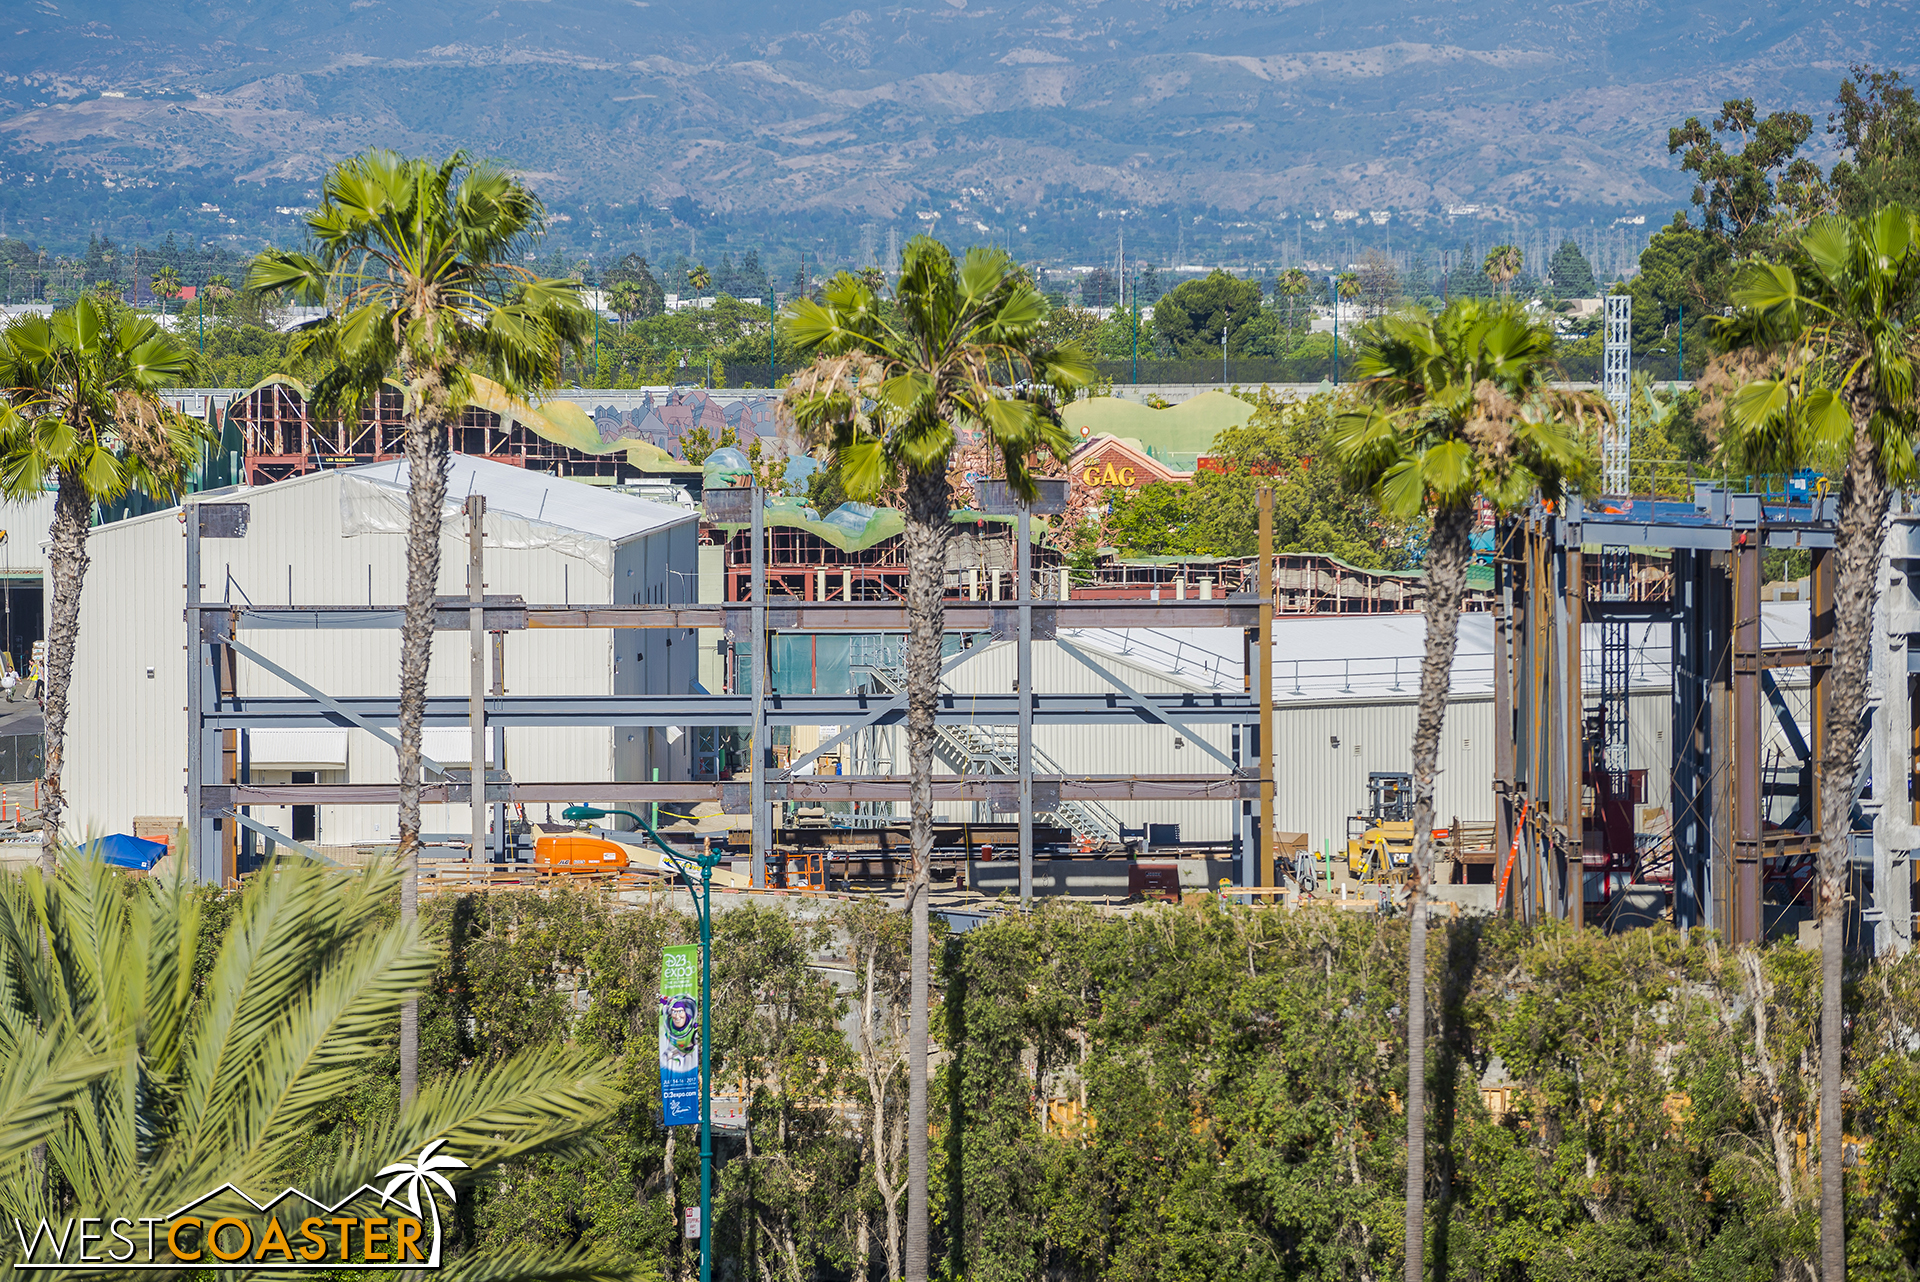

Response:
(1058, 602), (1815, 702)
(352, 454), (696, 545)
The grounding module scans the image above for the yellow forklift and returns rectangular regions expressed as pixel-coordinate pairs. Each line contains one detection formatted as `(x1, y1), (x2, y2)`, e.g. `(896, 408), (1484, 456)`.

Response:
(1346, 772), (1416, 884)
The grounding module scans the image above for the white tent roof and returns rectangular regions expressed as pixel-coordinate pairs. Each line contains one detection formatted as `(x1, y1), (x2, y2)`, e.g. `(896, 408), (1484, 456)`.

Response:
(351, 454), (694, 545)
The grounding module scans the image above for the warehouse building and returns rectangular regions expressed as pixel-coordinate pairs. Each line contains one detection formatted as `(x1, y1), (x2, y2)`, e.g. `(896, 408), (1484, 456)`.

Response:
(63, 456), (698, 848)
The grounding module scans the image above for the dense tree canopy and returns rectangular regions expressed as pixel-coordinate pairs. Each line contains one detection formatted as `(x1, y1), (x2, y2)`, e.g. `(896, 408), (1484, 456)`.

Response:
(1151, 269), (1264, 358)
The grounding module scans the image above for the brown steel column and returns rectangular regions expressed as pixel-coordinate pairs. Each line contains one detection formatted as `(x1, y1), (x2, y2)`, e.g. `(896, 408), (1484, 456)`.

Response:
(1730, 536), (1764, 944)
(1493, 522), (1514, 862)
(220, 620), (238, 885)
(1810, 547), (1833, 849)
(1564, 543), (1584, 927)
(1257, 486), (1274, 889)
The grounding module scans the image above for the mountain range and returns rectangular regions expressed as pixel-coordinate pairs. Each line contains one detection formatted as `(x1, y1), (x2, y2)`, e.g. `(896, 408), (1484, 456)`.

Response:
(0, 0), (1913, 251)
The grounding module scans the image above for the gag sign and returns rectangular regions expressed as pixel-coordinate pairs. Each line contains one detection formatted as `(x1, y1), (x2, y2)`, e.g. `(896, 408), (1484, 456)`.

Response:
(1079, 460), (1138, 488)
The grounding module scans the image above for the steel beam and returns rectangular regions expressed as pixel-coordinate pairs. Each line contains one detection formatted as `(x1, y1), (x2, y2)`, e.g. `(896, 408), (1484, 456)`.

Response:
(214, 775), (1257, 805)
(222, 807), (342, 867)
(207, 691), (1259, 729)
(1054, 638), (1241, 774)
(211, 599), (1264, 633)
(225, 636), (449, 774)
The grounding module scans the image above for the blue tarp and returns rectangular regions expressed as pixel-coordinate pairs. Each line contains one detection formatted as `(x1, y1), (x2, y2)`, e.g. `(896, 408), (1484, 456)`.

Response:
(92, 833), (167, 871)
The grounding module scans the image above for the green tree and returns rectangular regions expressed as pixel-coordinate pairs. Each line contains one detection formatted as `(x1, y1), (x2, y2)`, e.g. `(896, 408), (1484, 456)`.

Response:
(203, 273), (235, 317)
(1330, 300), (1602, 1282)
(150, 265), (182, 315)
(1482, 244), (1523, 297)
(687, 264), (712, 296)
(1669, 98), (1830, 251)
(602, 254), (665, 318)
(607, 280), (646, 325)
(0, 298), (203, 875)
(1152, 269), (1263, 356)
(1829, 65), (1920, 217)
(783, 236), (1090, 1282)
(1547, 238), (1597, 296)
(1707, 204), (1920, 1282)
(0, 857), (634, 1282)
(1275, 266), (1314, 338)
(248, 151), (589, 1105)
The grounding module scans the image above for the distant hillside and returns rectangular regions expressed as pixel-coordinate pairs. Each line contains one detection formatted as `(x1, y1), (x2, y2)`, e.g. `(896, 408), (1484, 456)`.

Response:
(0, 0), (1909, 259)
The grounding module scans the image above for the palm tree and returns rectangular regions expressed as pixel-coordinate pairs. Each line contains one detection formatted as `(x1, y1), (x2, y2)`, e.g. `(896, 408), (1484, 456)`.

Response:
(0, 299), (203, 877)
(1483, 244), (1524, 297)
(0, 856), (633, 1282)
(249, 151), (589, 1104)
(688, 265), (712, 297)
(783, 237), (1090, 1282)
(204, 273), (235, 317)
(1277, 267), (1312, 338)
(1329, 299), (1602, 1282)
(1710, 204), (1920, 1282)
(151, 265), (182, 316)
(607, 279), (644, 326)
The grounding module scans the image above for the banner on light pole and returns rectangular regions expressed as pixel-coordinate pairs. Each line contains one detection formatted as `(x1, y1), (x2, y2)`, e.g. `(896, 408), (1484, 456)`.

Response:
(659, 943), (701, 1125)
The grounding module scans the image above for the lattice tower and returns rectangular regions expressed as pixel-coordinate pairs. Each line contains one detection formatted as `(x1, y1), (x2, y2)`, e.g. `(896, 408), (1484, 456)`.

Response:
(1602, 293), (1632, 495)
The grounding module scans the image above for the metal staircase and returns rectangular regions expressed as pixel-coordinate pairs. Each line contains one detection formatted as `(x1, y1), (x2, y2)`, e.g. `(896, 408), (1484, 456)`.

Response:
(851, 647), (1124, 845)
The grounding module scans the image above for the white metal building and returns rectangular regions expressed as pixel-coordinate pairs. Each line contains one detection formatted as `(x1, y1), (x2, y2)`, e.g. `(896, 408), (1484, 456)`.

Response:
(63, 456), (698, 847)
(896, 605), (1815, 854)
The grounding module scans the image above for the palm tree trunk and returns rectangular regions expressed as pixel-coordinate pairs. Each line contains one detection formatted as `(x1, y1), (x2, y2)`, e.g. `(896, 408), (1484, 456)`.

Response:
(396, 405), (451, 1105)
(1404, 503), (1472, 1282)
(900, 464), (949, 1282)
(37, 473), (91, 878)
(1817, 423), (1887, 1281)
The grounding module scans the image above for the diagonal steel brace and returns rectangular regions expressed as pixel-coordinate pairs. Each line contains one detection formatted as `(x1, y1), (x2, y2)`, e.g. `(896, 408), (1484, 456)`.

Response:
(781, 632), (1000, 777)
(222, 807), (344, 868)
(226, 635), (448, 776)
(1055, 636), (1242, 774)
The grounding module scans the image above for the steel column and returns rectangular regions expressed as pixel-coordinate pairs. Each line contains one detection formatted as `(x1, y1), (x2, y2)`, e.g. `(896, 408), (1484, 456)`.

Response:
(1561, 541), (1583, 924)
(1257, 486), (1274, 888)
(750, 484), (768, 888)
(1731, 537), (1764, 944)
(468, 495), (487, 863)
(1017, 504), (1033, 907)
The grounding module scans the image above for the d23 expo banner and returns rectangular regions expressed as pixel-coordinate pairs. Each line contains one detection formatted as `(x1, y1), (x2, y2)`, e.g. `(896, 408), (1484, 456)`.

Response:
(659, 943), (701, 1125)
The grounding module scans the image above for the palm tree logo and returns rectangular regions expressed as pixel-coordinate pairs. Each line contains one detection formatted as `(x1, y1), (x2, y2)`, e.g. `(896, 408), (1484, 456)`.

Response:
(376, 1140), (468, 1266)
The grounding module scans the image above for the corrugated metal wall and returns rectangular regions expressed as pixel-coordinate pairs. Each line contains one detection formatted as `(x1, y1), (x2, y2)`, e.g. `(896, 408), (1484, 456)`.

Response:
(0, 495), (55, 577)
(866, 636), (1701, 853)
(62, 471), (696, 846)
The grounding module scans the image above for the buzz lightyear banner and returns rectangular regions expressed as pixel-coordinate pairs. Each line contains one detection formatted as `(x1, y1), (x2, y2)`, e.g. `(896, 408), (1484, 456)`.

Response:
(659, 944), (701, 1125)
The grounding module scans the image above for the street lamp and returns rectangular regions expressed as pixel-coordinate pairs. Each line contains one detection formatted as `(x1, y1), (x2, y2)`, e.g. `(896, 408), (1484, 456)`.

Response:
(562, 803), (723, 1282)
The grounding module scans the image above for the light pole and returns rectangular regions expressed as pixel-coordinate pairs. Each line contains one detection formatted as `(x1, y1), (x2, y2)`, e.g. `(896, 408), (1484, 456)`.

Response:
(563, 803), (722, 1282)
(1221, 304), (1230, 387)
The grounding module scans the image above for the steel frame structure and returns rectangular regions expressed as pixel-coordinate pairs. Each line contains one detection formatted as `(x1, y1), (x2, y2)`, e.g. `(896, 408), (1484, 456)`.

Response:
(1491, 486), (1904, 947)
(185, 485), (1280, 898)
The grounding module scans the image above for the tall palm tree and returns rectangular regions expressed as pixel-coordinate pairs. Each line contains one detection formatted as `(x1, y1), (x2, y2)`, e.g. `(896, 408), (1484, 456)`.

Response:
(249, 151), (589, 1104)
(151, 266), (182, 316)
(1277, 267), (1313, 341)
(783, 237), (1090, 1282)
(0, 299), (203, 877)
(204, 274), (235, 317)
(1330, 299), (1602, 1282)
(688, 265), (712, 296)
(1711, 204), (1920, 1282)
(1483, 244), (1524, 298)
(0, 856), (632, 1282)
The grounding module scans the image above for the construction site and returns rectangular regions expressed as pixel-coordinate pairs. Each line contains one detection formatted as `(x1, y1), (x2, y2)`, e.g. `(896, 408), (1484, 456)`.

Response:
(0, 331), (1878, 953)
